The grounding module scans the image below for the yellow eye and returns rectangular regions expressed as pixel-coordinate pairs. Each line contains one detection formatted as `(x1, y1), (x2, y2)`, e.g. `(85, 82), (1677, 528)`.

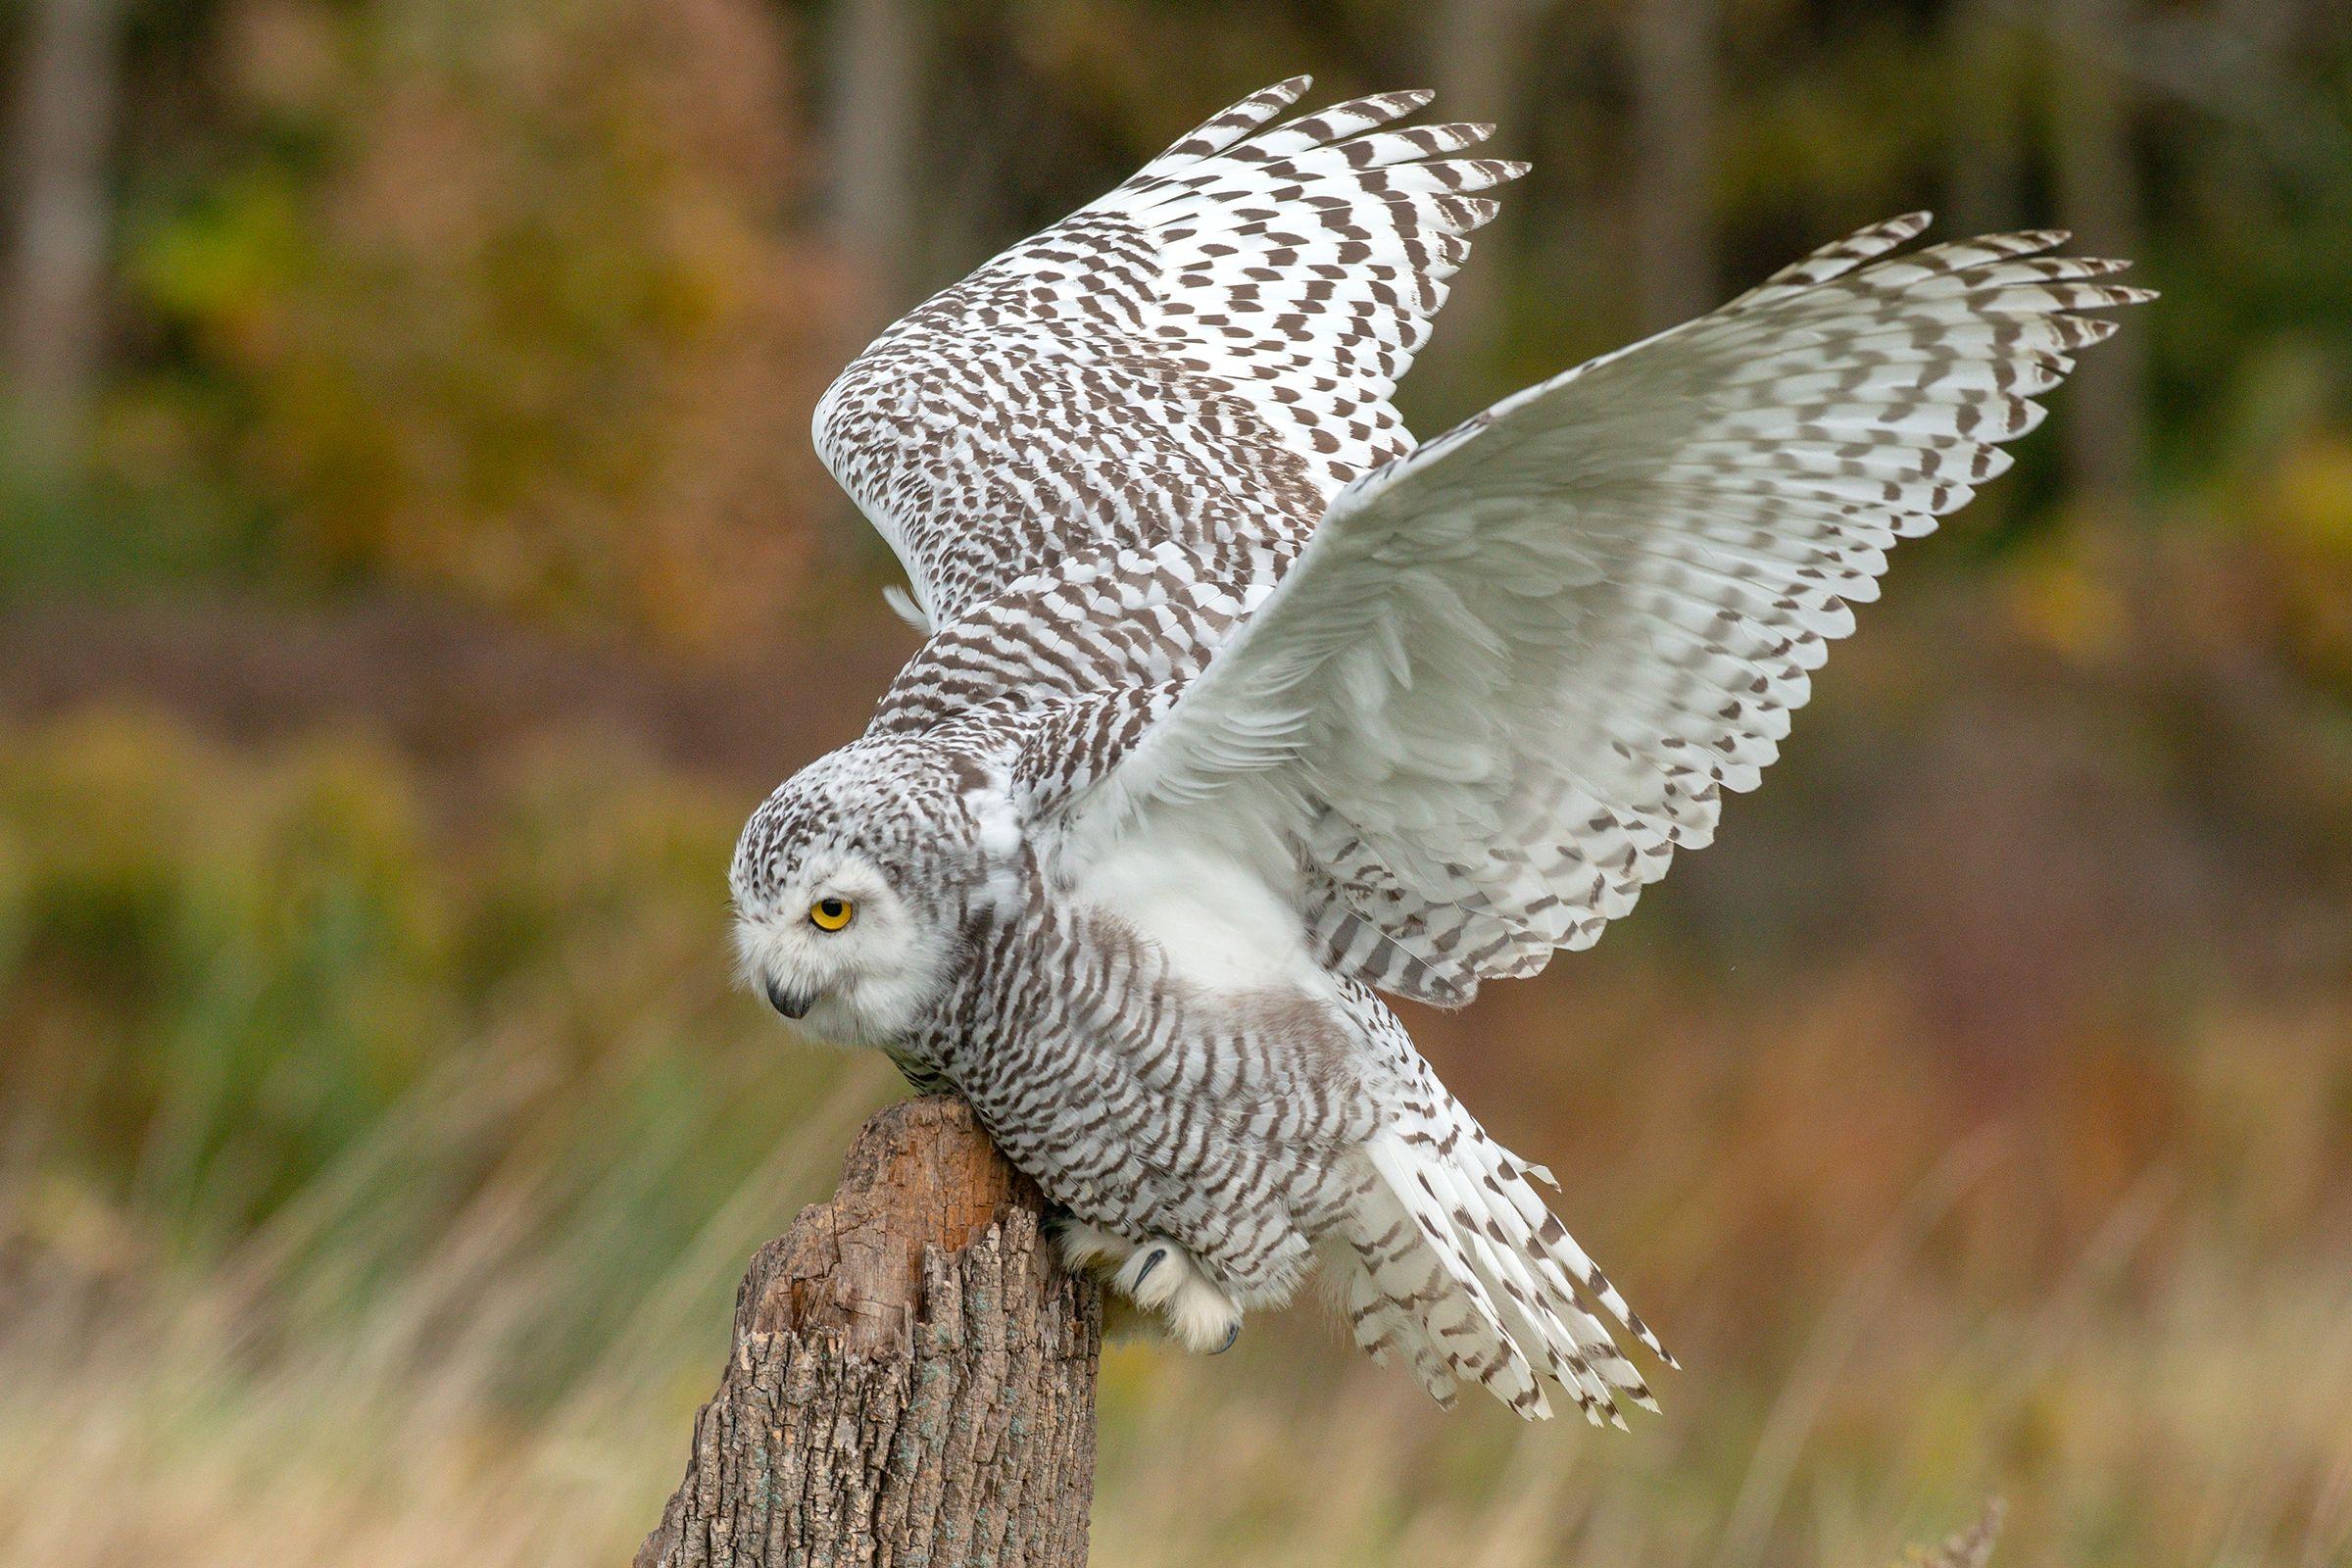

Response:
(808, 897), (855, 932)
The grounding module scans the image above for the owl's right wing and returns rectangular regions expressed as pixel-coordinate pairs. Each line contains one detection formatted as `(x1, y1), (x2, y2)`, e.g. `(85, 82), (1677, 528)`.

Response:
(1059, 217), (2151, 1006)
(814, 76), (1521, 631)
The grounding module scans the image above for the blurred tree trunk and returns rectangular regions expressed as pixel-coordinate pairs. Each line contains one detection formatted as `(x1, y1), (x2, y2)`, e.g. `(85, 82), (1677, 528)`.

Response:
(4, 0), (127, 470)
(1424, 0), (1533, 394)
(635, 1096), (1102, 1568)
(1945, 0), (2024, 235)
(827, 0), (928, 337)
(1625, 0), (1717, 331)
(2048, 0), (2147, 514)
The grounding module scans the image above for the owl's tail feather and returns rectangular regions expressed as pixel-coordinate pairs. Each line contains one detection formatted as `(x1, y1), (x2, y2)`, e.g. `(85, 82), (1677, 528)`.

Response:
(1334, 1102), (1669, 1423)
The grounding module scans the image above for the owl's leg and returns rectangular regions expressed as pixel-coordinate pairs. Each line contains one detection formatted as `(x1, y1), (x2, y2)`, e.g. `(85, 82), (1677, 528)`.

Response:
(1052, 1222), (1243, 1352)
(1048, 1217), (1132, 1274)
(1117, 1241), (1244, 1354)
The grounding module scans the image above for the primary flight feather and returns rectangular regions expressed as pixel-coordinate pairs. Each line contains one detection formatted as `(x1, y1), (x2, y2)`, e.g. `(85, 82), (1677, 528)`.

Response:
(732, 76), (2149, 1421)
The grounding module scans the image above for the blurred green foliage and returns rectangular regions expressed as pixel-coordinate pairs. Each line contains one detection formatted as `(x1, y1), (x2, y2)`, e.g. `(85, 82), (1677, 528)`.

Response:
(0, 712), (881, 1384)
(21, 0), (840, 642)
(4, 0), (2346, 645)
(2, 708), (2348, 1567)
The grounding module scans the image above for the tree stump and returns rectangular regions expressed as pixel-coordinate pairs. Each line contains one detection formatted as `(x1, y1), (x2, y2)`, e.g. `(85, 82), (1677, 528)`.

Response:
(636, 1095), (1103, 1568)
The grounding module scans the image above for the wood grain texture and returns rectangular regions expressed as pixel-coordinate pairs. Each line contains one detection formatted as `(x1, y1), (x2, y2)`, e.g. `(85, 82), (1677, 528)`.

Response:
(636, 1095), (1102, 1568)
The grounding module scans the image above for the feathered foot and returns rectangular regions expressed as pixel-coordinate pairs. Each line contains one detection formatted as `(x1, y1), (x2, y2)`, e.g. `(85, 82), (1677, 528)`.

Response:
(1053, 1220), (1244, 1353)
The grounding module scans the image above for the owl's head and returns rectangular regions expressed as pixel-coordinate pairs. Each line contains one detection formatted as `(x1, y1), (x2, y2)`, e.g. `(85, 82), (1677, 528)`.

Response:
(729, 736), (1003, 1049)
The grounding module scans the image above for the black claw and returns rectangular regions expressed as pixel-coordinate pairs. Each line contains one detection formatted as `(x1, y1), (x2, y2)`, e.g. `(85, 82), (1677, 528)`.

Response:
(1132, 1247), (1168, 1289)
(1212, 1321), (1241, 1355)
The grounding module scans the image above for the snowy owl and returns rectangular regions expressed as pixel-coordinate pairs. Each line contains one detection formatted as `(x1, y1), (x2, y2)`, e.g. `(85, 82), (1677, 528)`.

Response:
(730, 77), (2148, 1422)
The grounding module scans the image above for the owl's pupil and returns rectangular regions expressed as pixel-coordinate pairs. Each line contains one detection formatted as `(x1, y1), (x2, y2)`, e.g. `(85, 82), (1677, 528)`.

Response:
(820, 900), (844, 917)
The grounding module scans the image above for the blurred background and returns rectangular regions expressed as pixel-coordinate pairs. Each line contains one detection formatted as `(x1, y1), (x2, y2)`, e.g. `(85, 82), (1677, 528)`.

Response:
(2, 1), (2348, 1564)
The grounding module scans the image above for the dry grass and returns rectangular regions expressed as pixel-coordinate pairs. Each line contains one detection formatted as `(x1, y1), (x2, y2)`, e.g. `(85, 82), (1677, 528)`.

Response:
(3, 708), (2349, 1567)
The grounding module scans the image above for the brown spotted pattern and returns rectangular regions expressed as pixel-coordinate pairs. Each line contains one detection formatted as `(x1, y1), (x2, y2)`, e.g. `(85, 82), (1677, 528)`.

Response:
(813, 74), (1518, 638)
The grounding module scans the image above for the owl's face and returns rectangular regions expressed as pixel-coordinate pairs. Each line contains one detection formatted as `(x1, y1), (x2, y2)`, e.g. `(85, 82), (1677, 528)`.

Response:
(730, 845), (956, 1048)
(729, 739), (985, 1049)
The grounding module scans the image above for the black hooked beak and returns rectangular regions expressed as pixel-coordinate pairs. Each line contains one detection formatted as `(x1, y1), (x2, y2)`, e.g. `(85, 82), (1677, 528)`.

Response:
(764, 975), (814, 1019)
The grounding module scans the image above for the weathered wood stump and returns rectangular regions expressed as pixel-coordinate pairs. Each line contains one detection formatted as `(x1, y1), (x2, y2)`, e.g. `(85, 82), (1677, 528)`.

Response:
(636, 1096), (1103, 1568)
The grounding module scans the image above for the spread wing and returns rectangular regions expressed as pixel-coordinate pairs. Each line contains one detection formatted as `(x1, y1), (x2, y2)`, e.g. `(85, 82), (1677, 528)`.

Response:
(814, 76), (1524, 630)
(1060, 217), (2153, 1006)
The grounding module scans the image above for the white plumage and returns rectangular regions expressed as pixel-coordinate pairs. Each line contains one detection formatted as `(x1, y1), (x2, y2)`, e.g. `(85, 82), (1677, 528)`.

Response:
(730, 76), (2149, 1420)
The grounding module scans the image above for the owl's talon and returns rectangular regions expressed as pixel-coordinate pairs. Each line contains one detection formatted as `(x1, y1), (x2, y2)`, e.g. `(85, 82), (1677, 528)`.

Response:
(1212, 1321), (1241, 1354)
(1133, 1246), (1168, 1289)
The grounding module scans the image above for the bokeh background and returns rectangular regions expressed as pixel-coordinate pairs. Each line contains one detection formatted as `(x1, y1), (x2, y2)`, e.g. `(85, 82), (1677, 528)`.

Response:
(3, 2), (2349, 1564)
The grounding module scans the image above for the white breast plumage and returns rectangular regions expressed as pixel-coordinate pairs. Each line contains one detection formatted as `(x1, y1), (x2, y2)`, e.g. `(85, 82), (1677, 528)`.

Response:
(1073, 826), (1329, 1001)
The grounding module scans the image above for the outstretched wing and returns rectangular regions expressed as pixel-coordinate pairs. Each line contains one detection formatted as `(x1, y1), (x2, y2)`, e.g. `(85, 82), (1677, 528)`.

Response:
(815, 76), (1523, 629)
(1062, 217), (2153, 1006)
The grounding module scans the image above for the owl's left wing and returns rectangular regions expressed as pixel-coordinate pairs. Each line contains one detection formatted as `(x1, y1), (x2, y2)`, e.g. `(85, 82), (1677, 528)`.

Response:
(1059, 217), (2151, 1006)
(815, 76), (1522, 630)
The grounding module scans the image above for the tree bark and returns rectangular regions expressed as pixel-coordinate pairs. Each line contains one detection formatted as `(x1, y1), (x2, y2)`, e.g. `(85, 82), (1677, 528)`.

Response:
(1945, 0), (2025, 236)
(2048, 0), (2147, 514)
(1626, 0), (1719, 333)
(1421, 0), (1532, 394)
(4, 0), (128, 469)
(636, 1096), (1102, 1568)
(826, 0), (926, 334)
